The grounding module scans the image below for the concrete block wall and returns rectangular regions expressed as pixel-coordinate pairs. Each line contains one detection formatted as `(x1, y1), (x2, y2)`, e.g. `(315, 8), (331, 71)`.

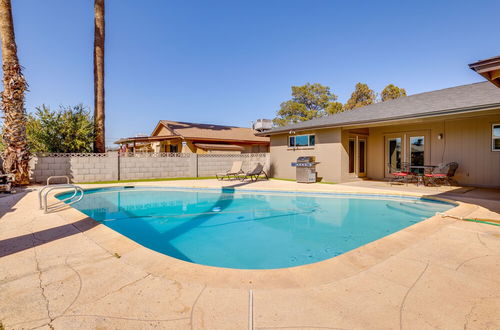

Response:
(197, 153), (270, 177)
(30, 153), (118, 183)
(28, 152), (269, 183)
(119, 154), (195, 180)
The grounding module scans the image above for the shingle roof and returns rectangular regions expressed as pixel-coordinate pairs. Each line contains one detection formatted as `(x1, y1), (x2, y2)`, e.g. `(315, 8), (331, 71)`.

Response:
(156, 120), (269, 142)
(260, 81), (500, 135)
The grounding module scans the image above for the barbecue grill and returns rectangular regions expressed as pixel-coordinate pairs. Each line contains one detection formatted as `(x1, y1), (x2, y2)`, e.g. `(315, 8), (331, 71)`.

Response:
(291, 156), (319, 183)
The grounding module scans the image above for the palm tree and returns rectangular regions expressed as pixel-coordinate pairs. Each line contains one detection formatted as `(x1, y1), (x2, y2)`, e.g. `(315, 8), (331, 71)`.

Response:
(0, 0), (29, 184)
(94, 0), (105, 152)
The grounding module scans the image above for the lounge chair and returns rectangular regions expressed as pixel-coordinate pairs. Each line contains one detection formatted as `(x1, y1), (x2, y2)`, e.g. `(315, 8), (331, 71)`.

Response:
(424, 162), (459, 186)
(239, 163), (268, 182)
(216, 161), (243, 181)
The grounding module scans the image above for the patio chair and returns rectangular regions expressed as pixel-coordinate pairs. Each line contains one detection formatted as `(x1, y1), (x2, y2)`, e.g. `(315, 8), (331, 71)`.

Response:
(216, 161), (243, 181)
(239, 163), (269, 182)
(387, 163), (413, 186)
(0, 169), (15, 194)
(424, 162), (459, 186)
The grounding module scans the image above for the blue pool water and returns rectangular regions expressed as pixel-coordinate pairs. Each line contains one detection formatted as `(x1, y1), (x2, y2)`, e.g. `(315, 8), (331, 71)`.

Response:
(58, 187), (453, 269)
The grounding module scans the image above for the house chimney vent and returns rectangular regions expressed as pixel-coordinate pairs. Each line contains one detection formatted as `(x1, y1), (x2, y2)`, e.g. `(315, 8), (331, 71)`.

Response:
(252, 119), (273, 132)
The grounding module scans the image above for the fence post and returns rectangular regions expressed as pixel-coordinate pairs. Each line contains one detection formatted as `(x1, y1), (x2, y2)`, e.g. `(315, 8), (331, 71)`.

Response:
(117, 151), (121, 181)
(195, 154), (199, 177)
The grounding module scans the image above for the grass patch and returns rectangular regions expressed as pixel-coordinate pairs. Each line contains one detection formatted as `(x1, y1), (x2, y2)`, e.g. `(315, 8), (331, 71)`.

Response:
(271, 178), (336, 184)
(80, 177), (216, 184)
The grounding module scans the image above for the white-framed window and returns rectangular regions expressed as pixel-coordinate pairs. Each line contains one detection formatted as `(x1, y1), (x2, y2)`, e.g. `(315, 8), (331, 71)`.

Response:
(493, 124), (500, 151)
(289, 134), (315, 147)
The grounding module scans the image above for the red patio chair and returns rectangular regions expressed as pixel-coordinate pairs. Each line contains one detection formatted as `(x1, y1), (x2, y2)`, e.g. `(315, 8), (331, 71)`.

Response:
(424, 162), (459, 186)
(387, 163), (412, 186)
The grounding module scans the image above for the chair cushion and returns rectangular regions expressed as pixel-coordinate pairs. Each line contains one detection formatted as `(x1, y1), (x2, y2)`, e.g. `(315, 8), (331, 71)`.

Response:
(392, 172), (408, 176)
(425, 173), (447, 177)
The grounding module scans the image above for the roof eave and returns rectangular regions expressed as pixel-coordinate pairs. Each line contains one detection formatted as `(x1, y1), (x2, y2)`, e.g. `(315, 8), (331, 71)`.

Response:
(183, 136), (269, 144)
(114, 136), (180, 144)
(469, 57), (500, 88)
(257, 103), (500, 136)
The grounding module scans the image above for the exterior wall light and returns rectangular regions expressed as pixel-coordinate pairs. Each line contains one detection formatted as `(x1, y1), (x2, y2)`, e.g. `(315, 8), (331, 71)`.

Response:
(437, 133), (444, 140)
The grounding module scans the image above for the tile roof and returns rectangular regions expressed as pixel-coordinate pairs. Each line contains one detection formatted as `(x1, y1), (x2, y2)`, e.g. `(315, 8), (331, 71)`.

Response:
(260, 81), (500, 135)
(156, 120), (269, 143)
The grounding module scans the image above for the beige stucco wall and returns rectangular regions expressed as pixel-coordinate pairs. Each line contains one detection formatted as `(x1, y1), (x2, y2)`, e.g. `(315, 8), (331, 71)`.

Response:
(154, 126), (174, 136)
(366, 112), (500, 187)
(269, 128), (345, 182)
(182, 140), (197, 153)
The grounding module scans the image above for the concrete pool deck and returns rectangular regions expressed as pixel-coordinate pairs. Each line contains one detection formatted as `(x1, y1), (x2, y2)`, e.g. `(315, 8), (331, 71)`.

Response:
(1, 179), (499, 329)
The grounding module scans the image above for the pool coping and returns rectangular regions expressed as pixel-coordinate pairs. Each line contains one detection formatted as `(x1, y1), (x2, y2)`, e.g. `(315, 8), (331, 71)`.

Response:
(49, 182), (473, 290)
(55, 185), (458, 205)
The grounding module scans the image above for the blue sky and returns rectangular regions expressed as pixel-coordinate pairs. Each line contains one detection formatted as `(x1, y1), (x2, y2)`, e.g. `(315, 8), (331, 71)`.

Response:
(3, 0), (500, 145)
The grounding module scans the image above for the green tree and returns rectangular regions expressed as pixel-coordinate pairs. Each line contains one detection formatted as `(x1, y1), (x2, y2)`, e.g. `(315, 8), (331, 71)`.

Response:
(326, 101), (343, 114)
(380, 84), (407, 102)
(343, 82), (376, 111)
(26, 104), (94, 153)
(273, 83), (342, 126)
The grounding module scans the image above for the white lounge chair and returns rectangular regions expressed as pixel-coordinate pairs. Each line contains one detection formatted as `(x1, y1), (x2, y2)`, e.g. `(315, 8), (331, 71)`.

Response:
(216, 161), (243, 181)
(240, 163), (268, 182)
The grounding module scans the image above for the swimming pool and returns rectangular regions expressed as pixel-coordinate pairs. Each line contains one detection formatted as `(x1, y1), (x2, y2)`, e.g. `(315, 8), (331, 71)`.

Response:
(58, 187), (453, 269)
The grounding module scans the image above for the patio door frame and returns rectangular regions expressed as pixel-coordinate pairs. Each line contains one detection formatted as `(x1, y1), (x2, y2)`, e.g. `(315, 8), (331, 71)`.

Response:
(406, 131), (430, 174)
(348, 135), (367, 178)
(384, 130), (430, 178)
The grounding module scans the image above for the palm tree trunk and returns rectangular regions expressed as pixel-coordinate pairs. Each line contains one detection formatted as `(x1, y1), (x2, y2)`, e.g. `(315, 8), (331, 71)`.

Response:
(0, 0), (29, 184)
(93, 0), (105, 153)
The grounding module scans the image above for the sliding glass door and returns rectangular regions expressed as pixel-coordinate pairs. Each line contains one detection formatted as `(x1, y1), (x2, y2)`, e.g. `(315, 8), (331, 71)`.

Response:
(385, 132), (429, 178)
(386, 137), (402, 175)
(409, 136), (425, 174)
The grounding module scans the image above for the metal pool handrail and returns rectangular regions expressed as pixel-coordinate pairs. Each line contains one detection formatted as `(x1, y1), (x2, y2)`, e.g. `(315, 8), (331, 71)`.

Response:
(46, 175), (70, 185)
(38, 184), (84, 213)
(39, 176), (73, 209)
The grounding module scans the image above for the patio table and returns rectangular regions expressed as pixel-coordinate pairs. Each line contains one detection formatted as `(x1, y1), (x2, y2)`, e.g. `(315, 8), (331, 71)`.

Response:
(409, 165), (437, 186)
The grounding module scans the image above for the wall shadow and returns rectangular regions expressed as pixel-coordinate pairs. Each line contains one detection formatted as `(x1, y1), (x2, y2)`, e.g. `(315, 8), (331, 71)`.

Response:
(0, 180), (265, 262)
(152, 180), (258, 262)
(113, 181), (261, 262)
(0, 217), (98, 258)
(0, 187), (32, 218)
(425, 187), (500, 214)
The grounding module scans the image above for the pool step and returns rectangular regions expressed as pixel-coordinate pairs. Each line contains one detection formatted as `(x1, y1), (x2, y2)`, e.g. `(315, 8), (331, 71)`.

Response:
(385, 204), (429, 217)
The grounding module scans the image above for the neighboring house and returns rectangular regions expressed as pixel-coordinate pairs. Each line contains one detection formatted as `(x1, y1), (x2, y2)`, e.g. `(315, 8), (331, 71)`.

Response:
(115, 120), (270, 154)
(258, 57), (500, 188)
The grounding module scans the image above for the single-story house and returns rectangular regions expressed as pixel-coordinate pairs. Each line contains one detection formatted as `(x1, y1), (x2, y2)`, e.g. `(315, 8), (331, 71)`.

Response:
(115, 120), (270, 154)
(257, 57), (500, 188)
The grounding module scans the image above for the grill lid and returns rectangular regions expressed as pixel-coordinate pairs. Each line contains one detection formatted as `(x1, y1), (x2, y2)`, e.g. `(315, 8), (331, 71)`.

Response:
(296, 156), (315, 162)
(291, 156), (319, 167)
